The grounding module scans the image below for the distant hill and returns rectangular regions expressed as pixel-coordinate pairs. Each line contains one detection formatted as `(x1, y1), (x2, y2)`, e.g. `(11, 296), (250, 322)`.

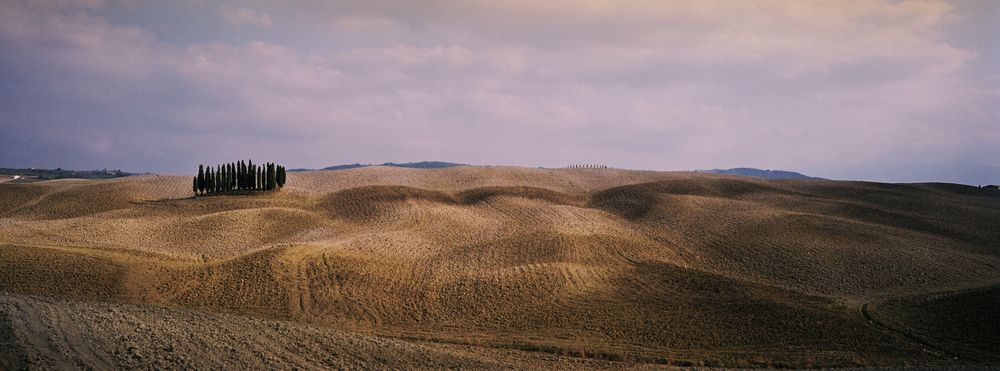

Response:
(291, 161), (467, 172)
(321, 163), (368, 171)
(700, 168), (820, 180)
(0, 167), (135, 180)
(381, 161), (466, 169)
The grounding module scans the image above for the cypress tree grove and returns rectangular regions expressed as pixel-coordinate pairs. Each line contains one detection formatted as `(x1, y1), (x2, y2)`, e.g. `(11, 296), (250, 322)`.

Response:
(192, 159), (286, 195)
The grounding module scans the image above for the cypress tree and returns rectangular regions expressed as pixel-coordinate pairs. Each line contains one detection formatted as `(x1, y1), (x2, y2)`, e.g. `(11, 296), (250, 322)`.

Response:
(268, 162), (276, 190)
(206, 167), (213, 194)
(193, 176), (198, 195)
(216, 165), (221, 193)
(277, 165), (286, 188)
(249, 161), (255, 190)
(197, 165), (205, 194)
(222, 164), (228, 192)
(257, 167), (263, 190)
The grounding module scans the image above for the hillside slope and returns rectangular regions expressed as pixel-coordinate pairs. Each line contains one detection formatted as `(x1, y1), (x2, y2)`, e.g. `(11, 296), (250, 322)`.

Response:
(1, 166), (998, 368)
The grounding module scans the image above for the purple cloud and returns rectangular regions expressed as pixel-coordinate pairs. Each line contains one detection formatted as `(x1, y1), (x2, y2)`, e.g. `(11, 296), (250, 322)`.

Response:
(0, 0), (997, 183)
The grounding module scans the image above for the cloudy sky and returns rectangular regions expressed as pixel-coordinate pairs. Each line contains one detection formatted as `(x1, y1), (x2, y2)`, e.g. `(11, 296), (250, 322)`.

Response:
(1, 1), (997, 183)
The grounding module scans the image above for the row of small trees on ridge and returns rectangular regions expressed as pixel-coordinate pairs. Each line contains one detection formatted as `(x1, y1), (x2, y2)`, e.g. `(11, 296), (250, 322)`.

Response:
(193, 160), (286, 196)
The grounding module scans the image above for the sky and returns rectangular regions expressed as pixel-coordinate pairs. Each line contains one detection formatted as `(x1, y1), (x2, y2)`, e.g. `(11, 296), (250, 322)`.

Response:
(0, 0), (998, 183)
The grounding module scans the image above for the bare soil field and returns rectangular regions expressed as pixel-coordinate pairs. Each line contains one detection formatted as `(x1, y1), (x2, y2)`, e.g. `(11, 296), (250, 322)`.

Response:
(2, 166), (999, 368)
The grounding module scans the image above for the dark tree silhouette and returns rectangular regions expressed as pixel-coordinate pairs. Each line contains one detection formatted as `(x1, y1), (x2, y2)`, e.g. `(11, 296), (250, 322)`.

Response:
(266, 162), (274, 190)
(197, 165), (205, 194)
(192, 159), (287, 196)
(206, 167), (213, 194)
(239, 160), (246, 190)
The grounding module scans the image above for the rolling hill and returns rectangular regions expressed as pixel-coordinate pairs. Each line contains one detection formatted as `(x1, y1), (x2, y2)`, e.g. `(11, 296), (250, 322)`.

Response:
(699, 167), (820, 180)
(1, 166), (998, 368)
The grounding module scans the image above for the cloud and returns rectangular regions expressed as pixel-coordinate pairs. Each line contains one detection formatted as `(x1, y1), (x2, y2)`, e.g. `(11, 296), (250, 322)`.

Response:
(0, 1), (996, 183)
(221, 7), (272, 28)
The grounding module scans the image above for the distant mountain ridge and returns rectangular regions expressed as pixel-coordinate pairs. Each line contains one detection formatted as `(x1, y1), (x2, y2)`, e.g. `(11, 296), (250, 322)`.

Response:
(700, 168), (821, 180)
(289, 161), (466, 172)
